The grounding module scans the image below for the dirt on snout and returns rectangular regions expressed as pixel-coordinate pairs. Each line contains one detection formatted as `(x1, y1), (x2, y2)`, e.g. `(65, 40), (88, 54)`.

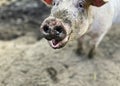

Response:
(0, 23), (119, 86)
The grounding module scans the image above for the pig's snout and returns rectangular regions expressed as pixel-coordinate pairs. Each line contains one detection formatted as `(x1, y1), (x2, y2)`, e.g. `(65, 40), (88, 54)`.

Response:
(40, 17), (71, 49)
(40, 18), (66, 41)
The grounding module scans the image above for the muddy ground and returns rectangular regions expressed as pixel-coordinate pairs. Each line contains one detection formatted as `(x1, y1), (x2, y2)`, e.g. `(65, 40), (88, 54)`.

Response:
(0, 1), (120, 86)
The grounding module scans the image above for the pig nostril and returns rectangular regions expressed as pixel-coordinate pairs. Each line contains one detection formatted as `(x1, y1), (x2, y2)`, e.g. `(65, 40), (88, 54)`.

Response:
(43, 25), (50, 33)
(54, 26), (64, 35)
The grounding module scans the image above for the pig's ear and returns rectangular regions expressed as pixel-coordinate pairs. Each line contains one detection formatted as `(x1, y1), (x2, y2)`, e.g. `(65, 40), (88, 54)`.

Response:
(90, 0), (109, 7)
(42, 0), (53, 6)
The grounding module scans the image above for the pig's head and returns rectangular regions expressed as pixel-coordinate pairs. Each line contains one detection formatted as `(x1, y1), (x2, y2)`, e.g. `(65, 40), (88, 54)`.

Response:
(40, 0), (108, 49)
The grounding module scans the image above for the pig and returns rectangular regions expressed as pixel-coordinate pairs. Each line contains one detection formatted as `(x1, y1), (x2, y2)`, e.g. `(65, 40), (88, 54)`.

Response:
(40, 0), (120, 58)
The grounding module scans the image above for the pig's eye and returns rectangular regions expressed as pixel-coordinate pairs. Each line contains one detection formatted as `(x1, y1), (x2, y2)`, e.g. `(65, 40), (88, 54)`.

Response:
(79, 3), (83, 8)
(78, 2), (84, 8)
(52, 1), (59, 6)
(53, 2), (55, 5)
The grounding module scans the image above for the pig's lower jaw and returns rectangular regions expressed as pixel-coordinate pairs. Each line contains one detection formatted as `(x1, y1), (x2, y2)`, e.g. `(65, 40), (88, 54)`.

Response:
(48, 36), (69, 49)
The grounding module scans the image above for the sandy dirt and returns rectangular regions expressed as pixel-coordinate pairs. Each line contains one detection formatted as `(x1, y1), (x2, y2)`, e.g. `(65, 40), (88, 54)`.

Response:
(0, 23), (119, 86)
(0, 0), (119, 86)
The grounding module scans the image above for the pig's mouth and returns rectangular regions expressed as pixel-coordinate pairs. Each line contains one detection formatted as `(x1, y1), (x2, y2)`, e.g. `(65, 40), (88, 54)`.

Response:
(48, 35), (69, 49)
(48, 23), (71, 49)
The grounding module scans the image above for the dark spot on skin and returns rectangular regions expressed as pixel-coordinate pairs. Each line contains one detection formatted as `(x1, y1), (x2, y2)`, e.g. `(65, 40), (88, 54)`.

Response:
(64, 19), (72, 26)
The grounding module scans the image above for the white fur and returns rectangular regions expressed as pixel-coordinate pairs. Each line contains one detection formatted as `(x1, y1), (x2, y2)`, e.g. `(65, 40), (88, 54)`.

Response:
(88, 0), (120, 47)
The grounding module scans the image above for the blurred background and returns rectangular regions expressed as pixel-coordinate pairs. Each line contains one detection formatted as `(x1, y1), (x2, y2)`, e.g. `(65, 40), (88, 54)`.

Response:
(0, 0), (50, 41)
(0, 0), (119, 86)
